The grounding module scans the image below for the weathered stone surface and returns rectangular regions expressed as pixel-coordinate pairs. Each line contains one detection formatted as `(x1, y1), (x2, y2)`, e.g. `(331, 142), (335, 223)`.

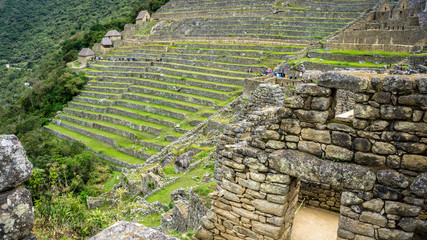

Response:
(232, 206), (258, 220)
(174, 151), (195, 173)
(359, 211), (387, 227)
(0, 135), (33, 192)
(332, 132), (352, 148)
(280, 119), (301, 135)
(252, 221), (283, 239)
(269, 150), (376, 191)
(380, 76), (415, 92)
(252, 199), (285, 216)
(354, 104), (380, 119)
(369, 120), (390, 131)
(284, 96), (304, 109)
(238, 178), (260, 191)
(381, 131), (419, 142)
(325, 145), (354, 161)
(410, 173), (427, 198)
(341, 192), (363, 206)
(201, 216), (215, 230)
(339, 216), (374, 237)
(265, 140), (285, 149)
(294, 110), (328, 124)
(0, 187), (35, 240)
(311, 97), (332, 111)
(354, 152), (386, 166)
(301, 128), (331, 144)
(298, 141), (322, 156)
(398, 217), (419, 232)
(318, 72), (368, 91)
(377, 169), (409, 189)
(415, 77), (427, 93)
(394, 121), (427, 134)
(259, 130), (280, 140)
(401, 155), (427, 171)
(352, 138), (372, 152)
(380, 105), (413, 120)
(384, 201), (421, 217)
(89, 221), (179, 240)
(373, 185), (403, 201)
(296, 84), (331, 97)
(372, 92), (391, 104)
(396, 142), (427, 154)
(372, 142), (396, 155)
(266, 173), (290, 184)
(260, 183), (289, 195)
(398, 94), (427, 107)
(221, 179), (245, 195)
(194, 228), (213, 240)
(377, 228), (413, 240)
(362, 199), (384, 212)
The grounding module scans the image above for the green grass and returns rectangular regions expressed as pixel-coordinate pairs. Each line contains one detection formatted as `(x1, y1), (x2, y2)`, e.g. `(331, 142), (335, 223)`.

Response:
(288, 57), (384, 68)
(145, 163), (208, 204)
(45, 124), (145, 165)
(140, 212), (162, 227)
(315, 49), (412, 57)
(103, 170), (122, 193)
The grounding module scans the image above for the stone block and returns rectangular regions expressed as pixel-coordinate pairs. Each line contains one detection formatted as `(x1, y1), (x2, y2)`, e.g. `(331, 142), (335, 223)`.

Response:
(221, 179), (245, 195)
(0, 135), (33, 192)
(250, 172), (265, 182)
(311, 97), (332, 110)
(380, 105), (413, 120)
(339, 216), (374, 237)
(354, 104), (380, 119)
(332, 132), (352, 148)
(294, 110), (329, 124)
(377, 169), (409, 189)
(260, 183), (289, 195)
(238, 178), (260, 191)
(372, 92), (391, 104)
(368, 120), (390, 131)
(354, 152), (386, 166)
(372, 142), (396, 155)
(352, 138), (372, 152)
(394, 121), (427, 134)
(373, 185), (403, 201)
(398, 217), (419, 232)
(401, 155), (427, 171)
(318, 72), (369, 91)
(415, 77), (427, 93)
(252, 199), (286, 217)
(377, 228), (413, 240)
(266, 140), (285, 149)
(341, 192), (363, 206)
(269, 150), (376, 191)
(381, 131), (419, 142)
(266, 173), (290, 184)
(260, 130), (280, 140)
(362, 199), (384, 213)
(252, 221), (283, 239)
(280, 119), (301, 135)
(384, 201), (421, 217)
(380, 76), (416, 92)
(267, 194), (287, 205)
(410, 173), (427, 198)
(298, 141), (323, 156)
(296, 83), (331, 97)
(398, 94), (427, 107)
(396, 142), (426, 154)
(325, 145), (354, 161)
(283, 96), (304, 108)
(234, 226), (258, 239)
(301, 128), (331, 144)
(232, 206), (258, 220)
(359, 211), (387, 227)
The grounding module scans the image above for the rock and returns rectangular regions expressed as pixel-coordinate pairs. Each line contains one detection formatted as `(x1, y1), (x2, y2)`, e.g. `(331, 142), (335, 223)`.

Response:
(194, 227), (213, 240)
(372, 142), (396, 155)
(377, 169), (409, 189)
(325, 145), (353, 161)
(398, 217), (419, 232)
(296, 84), (331, 97)
(354, 152), (386, 166)
(341, 192), (363, 206)
(89, 221), (179, 240)
(373, 185), (403, 201)
(332, 132), (352, 148)
(269, 150), (376, 191)
(380, 105), (413, 120)
(318, 72), (369, 91)
(398, 94), (427, 107)
(280, 119), (301, 135)
(311, 97), (331, 110)
(170, 188), (189, 202)
(265, 140), (285, 149)
(362, 199), (384, 212)
(415, 77), (427, 93)
(294, 110), (329, 124)
(377, 228), (413, 240)
(174, 151), (195, 173)
(354, 104), (380, 119)
(301, 128), (331, 144)
(359, 211), (387, 227)
(0, 187), (35, 240)
(401, 155), (427, 171)
(298, 141), (322, 156)
(384, 201), (421, 217)
(252, 199), (286, 216)
(410, 173), (427, 198)
(352, 138), (371, 152)
(339, 216), (374, 237)
(252, 221), (282, 239)
(372, 92), (391, 104)
(380, 76), (416, 92)
(0, 135), (33, 192)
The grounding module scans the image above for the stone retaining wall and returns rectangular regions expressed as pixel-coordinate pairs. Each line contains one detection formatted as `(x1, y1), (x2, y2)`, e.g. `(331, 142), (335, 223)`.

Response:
(193, 73), (427, 240)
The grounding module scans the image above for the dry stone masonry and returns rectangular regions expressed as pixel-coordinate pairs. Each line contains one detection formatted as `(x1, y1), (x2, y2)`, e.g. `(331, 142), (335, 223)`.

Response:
(193, 73), (427, 240)
(0, 135), (35, 240)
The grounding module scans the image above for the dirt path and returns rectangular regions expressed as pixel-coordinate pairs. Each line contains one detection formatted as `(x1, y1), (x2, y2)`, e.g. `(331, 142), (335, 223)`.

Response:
(291, 206), (340, 240)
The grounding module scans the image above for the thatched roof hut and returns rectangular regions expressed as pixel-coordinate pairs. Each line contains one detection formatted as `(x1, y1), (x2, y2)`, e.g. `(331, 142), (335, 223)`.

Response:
(78, 48), (95, 57)
(137, 10), (149, 20)
(105, 30), (122, 37)
(101, 37), (113, 46)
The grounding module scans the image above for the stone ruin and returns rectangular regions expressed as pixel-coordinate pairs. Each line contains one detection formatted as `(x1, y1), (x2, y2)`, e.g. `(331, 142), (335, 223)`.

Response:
(193, 73), (427, 240)
(0, 135), (35, 240)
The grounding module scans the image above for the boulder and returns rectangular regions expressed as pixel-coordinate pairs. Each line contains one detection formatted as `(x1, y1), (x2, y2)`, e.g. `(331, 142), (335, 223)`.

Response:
(174, 151), (195, 173)
(88, 221), (179, 240)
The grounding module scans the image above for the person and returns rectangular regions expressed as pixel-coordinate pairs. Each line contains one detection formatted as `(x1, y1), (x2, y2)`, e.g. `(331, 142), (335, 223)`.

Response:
(274, 72), (277, 77)
(262, 70), (265, 75)
(290, 75), (292, 79)
(267, 68), (272, 74)
(299, 71), (303, 77)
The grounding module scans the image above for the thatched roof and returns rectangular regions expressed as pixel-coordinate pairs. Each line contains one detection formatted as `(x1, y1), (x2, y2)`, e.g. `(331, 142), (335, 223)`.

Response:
(137, 10), (149, 20)
(101, 37), (113, 46)
(105, 30), (121, 37)
(78, 48), (95, 57)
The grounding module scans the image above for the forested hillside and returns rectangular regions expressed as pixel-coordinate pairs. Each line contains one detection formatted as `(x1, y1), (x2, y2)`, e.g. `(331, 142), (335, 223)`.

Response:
(0, 0), (139, 64)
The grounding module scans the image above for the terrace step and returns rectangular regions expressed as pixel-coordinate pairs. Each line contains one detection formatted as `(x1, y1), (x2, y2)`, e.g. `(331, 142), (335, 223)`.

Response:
(123, 92), (200, 112)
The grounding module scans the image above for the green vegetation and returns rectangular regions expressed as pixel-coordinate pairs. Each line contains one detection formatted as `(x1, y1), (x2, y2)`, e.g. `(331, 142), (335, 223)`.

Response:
(288, 57), (384, 68)
(315, 49), (412, 57)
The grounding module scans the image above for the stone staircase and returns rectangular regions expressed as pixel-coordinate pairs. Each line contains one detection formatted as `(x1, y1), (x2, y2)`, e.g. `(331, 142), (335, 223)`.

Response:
(46, 0), (379, 168)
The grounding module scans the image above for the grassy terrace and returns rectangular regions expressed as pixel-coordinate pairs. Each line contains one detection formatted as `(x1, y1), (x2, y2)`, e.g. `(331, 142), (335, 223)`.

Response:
(314, 49), (412, 57)
(288, 57), (384, 68)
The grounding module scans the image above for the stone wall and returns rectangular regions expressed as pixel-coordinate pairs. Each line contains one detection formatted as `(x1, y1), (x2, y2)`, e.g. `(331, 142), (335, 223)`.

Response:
(193, 73), (427, 240)
(0, 135), (36, 240)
